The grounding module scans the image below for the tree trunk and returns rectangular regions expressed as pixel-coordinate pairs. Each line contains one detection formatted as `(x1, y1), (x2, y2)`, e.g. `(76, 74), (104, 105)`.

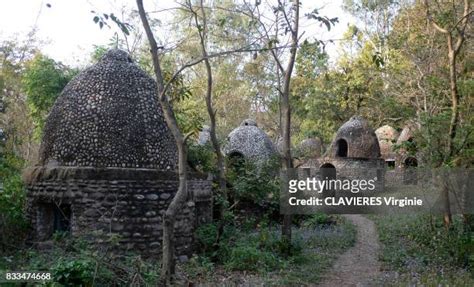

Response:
(446, 34), (459, 159)
(194, 0), (228, 217)
(136, 0), (189, 284)
(280, 0), (299, 243)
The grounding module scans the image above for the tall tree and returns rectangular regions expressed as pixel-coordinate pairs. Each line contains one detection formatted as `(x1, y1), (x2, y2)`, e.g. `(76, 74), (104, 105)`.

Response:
(187, 0), (228, 221)
(136, 1), (192, 283)
(423, 0), (471, 228)
(424, 0), (471, 161)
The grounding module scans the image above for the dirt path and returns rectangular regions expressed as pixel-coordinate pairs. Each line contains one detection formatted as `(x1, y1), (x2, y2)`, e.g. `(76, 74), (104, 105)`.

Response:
(318, 215), (381, 287)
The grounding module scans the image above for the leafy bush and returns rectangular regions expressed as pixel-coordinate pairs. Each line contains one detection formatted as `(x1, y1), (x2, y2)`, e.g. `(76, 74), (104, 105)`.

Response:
(195, 222), (303, 272)
(374, 214), (473, 273)
(226, 156), (280, 211)
(0, 152), (28, 249)
(187, 142), (216, 173)
(195, 222), (219, 256)
(224, 245), (281, 271)
(52, 258), (95, 286)
(1, 235), (161, 286)
(300, 212), (335, 229)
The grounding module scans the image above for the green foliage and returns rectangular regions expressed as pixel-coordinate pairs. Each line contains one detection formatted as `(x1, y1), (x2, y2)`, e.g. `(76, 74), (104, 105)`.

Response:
(187, 142), (216, 173)
(195, 222), (219, 256)
(22, 53), (75, 138)
(52, 258), (95, 286)
(226, 156), (280, 208)
(373, 214), (474, 284)
(188, 216), (357, 285)
(0, 151), (28, 248)
(195, 223), (302, 272)
(90, 45), (109, 62)
(0, 235), (161, 286)
(301, 212), (333, 227)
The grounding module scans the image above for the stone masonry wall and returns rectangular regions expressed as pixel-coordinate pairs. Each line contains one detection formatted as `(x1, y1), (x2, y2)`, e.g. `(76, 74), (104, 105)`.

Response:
(25, 167), (212, 257)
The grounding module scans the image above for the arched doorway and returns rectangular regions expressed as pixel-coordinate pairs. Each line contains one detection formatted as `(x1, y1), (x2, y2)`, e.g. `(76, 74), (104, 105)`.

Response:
(320, 163), (336, 197)
(335, 139), (348, 157)
(227, 151), (245, 171)
(403, 157), (418, 185)
(404, 157), (418, 168)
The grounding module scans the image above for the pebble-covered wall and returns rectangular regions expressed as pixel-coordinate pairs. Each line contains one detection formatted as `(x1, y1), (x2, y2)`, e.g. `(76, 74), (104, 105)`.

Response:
(223, 119), (278, 163)
(39, 49), (177, 170)
(327, 116), (381, 159)
(302, 116), (385, 192)
(25, 49), (212, 258)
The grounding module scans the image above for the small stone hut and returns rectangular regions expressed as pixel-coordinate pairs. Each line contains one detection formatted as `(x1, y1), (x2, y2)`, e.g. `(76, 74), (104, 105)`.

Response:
(296, 137), (323, 159)
(223, 119), (278, 164)
(375, 125), (399, 168)
(24, 49), (212, 257)
(303, 116), (385, 192)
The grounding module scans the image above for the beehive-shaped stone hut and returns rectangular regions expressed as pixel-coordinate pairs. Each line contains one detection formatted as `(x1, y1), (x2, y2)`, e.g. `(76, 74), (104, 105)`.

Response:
(328, 116), (381, 159)
(24, 49), (212, 257)
(296, 137), (323, 159)
(302, 116), (385, 194)
(375, 125), (399, 167)
(223, 119), (277, 164)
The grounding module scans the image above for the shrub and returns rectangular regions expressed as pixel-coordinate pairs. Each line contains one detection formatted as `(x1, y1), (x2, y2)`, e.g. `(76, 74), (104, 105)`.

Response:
(224, 245), (281, 271)
(52, 258), (95, 287)
(226, 156), (280, 212)
(0, 152), (28, 249)
(187, 143), (216, 173)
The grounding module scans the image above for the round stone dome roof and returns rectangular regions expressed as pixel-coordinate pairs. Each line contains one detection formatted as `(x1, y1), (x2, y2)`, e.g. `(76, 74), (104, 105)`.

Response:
(375, 125), (399, 160)
(39, 49), (177, 169)
(223, 119), (277, 162)
(296, 137), (322, 158)
(328, 116), (381, 159)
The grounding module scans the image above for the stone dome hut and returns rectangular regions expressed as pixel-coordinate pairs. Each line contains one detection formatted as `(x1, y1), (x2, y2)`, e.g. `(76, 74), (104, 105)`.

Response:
(302, 116), (385, 195)
(296, 137), (323, 159)
(327, 116), (381, 159)
(375, 125), (399, 167)
(24, 49), (212, 257)
(223, 119), (277, 164)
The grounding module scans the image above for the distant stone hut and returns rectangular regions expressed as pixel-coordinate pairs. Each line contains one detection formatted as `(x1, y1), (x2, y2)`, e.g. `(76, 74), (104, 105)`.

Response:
(375, 125), (399, 168)
(303, 116), (385, 193)
(24, 49), (212, 257)
(223, 119), (278, 165)
(296, 137), (323, 159)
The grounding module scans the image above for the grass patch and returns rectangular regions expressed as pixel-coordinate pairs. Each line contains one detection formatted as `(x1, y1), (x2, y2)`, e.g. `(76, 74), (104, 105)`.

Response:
(371, 214), (474, 286)
(184, 214), (356, 286)
(0, 234), (161, 286)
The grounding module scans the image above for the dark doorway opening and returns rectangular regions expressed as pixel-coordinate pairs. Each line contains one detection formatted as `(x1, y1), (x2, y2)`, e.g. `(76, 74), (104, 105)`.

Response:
(53, 204), (71, 233)
(335, 139), (348, 157)
(403, 157), (418, 185)
(320, 163), (336, 197)
(37, 202), (72, 240)
(404, 157), (418, 168)
(386, 160), (395, 169)
(228, 151), (245, 170)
